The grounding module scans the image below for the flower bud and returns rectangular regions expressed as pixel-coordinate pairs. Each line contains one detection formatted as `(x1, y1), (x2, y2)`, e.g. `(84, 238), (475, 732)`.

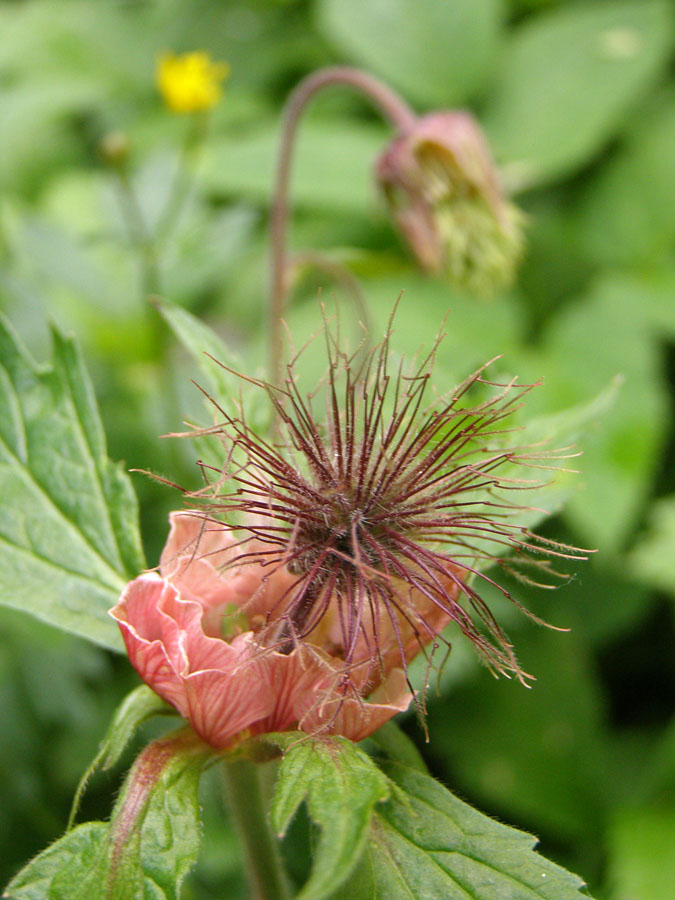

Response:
(99, 131), (130, 166)
(376, 111), (525, 295)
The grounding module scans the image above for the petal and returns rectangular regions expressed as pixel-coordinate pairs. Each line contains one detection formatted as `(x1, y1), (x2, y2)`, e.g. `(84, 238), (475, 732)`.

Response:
(112, 576), (272, 748)
(251, 648), (325, 734)
(297, 667), (412, 743)
(160, 512), (230, 580)
(110, 575), (189, 714)
(155, 585), (241, 674)
(183, 648), (272, 748)
(160, 511), (296, 632)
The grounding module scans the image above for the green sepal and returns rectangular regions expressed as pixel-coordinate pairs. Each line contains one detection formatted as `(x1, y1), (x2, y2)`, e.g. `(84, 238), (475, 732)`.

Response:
(5, 728), (212, 900)
(68, 685), (173, 830)
(271, 735), (391, 900)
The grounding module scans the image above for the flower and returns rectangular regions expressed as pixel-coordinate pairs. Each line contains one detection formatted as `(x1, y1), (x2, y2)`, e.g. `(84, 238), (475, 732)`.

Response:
(110, 512), (411, 749)
(376, 111), (525, 295)
(196, 322), (585, 689)
(157, 51), (230, 114)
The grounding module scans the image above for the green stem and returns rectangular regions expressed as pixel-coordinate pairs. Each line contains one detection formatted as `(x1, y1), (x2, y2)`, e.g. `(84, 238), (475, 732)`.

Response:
(155, 112), (209, 243)
(112, 165), (160, 301)
(223, 758), (290, 900)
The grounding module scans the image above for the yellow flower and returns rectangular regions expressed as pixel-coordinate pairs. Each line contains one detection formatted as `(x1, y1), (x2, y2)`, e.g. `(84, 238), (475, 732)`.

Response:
(157, 51), (230, 114)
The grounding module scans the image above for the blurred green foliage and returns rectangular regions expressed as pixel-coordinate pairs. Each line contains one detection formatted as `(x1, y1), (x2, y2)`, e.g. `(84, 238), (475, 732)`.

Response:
(0, 0), (673, 897)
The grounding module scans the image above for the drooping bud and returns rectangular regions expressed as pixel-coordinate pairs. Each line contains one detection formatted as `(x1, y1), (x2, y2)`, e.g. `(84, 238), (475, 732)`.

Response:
(376, 111), (525, 295)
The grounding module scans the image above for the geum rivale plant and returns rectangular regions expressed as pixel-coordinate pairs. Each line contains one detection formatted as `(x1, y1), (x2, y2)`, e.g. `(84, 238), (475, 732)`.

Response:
(3, 313), (602, 900)
(0, 61), (609, 900)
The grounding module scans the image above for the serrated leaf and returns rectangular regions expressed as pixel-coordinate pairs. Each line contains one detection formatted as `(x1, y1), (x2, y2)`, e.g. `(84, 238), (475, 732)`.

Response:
(0, 317), (145, 650)
(366, 721), (428, 774)
(334, 762), (593, 900)
(272, 736), (391, 900)
(483, 0), (674, 187)
(317, 0), (502, 107)
(5, 730), (210, 900)
(2, 822), (110, 900)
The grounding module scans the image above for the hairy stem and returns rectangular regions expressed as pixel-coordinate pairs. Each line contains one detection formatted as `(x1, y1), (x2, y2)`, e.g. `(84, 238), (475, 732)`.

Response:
(223, 758), (290, 900)
(268, 66), (417, 387)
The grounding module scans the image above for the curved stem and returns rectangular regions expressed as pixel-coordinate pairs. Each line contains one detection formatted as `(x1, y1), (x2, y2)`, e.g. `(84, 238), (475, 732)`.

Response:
(268, 67), (417, 387)
(222, 758), (290, 900)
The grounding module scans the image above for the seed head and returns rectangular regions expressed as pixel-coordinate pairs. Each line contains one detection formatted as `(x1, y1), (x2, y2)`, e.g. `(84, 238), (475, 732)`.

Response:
(187, 317), (584, 696)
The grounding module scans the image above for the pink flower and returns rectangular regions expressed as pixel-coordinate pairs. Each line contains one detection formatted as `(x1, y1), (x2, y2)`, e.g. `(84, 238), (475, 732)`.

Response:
(110, 513), (412, 749)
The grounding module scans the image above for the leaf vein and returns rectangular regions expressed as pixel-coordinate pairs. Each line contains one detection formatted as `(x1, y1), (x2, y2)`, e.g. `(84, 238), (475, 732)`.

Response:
(0, 432), (124, 588)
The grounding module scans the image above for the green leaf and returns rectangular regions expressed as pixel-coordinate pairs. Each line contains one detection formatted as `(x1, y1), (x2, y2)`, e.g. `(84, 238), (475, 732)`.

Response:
(366, 721), (429, 774)
(335, 762), (593, 900)
(69, 685), (172, 830)
(483, 0), (675, 187)
(424, 626), (608, 841)
(317, 0), (503, 107)
(203, 120), (387, 216)
(423, 379), (618, 568)
(633, 264), (675, 340)
(3, 822), (110, 900)
(157, 300), (271, 440)
(0, 317), (145, 650)
(272, 736), (391, 900)
(495, 378), (620, 535)
(575, 90), (675, 266)
(283, 270), (526, 389)
(157, 301), (247, 414)
(5, 730), (211, 900)
(529, 275), (669, 551)
(628, 495), (675, 597)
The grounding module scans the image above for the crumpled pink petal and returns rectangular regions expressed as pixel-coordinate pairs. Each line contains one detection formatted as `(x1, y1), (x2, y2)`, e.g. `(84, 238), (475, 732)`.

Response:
(110, 514), (413, 749)
(112, 574), (273, 747)
(160, 512), (297, 633)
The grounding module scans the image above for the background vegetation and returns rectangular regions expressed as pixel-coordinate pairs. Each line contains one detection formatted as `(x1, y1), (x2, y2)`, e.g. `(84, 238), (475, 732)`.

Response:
(1, 0), (673, 897)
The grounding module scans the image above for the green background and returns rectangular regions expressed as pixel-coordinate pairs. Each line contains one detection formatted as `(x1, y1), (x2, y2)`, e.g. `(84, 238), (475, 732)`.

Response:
(1, 0), (673, 897)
